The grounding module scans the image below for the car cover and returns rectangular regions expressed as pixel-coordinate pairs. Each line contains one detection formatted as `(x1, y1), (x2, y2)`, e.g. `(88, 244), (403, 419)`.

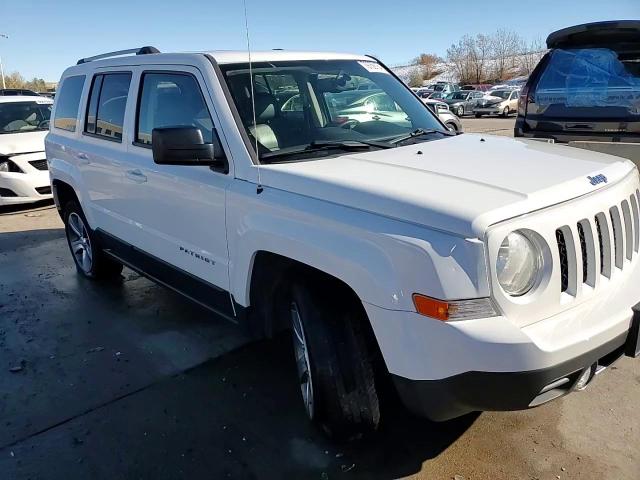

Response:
(534, 48), (640, 113)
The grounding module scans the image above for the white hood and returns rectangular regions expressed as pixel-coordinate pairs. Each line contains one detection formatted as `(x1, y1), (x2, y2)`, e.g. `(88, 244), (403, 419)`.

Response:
(259, 134), (637, 238)
(0, 131), (47, 156)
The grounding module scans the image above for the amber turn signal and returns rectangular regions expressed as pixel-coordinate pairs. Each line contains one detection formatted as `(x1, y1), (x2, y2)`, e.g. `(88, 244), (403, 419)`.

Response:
(412, 294), (456, 321)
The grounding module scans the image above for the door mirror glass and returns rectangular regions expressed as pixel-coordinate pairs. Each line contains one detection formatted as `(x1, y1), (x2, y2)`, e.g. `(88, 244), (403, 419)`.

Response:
(152, 126), (226, 169)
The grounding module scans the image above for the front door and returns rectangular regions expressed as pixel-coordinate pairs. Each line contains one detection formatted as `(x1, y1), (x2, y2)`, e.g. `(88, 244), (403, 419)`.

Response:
(120, 67), (232, 311)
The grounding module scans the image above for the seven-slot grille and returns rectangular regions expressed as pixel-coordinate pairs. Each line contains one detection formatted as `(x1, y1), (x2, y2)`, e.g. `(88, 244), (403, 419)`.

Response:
(556, 189), (640, 294)
(29, 159), (49, 171)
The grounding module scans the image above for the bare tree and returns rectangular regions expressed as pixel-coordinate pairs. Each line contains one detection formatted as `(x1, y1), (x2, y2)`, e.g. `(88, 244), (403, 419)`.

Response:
(518, 38), (546, 75)
(414, 53), (443, 81)
(4, 71), (25, 89)
(1, 71), (47, 91)
(473, 34), (492, 83)
(491, 29), (521, 80)
(447, 36), (476, 84)
(408, 70), (426, 88)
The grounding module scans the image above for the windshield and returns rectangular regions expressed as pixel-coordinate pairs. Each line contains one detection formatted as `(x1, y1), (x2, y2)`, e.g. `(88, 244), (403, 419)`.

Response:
(0, 101), (52, 134)
(220, 59), (446, 161)
(488, 90), (510, 99)
(447, 92), (467, 100)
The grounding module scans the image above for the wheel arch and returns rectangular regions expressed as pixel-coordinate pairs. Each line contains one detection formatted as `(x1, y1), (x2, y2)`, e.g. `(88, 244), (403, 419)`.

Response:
(245, 250), (374, 339)
(52, 179), (80, 220)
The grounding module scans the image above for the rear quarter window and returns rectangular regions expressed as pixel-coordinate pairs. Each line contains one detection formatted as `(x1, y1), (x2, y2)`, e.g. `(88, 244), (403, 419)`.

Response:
(53, 75), (85, 132)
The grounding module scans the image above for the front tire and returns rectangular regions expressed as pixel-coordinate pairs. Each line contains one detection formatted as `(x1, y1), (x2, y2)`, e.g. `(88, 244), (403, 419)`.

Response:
(475, 113), (482, 118)
(456, 105), (464, 117)
(63, 201), (123, 279)
(502, 106), (510, 117)
(288, 279), (380, 440)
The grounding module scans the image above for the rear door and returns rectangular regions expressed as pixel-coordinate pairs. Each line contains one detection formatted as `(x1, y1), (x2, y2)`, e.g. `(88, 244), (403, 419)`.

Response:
(77, 69), (133, 234)
(122, 66), (232, 303)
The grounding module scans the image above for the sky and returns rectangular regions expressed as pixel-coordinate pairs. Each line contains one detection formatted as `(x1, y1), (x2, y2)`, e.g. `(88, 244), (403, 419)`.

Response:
(1, 0), (638, 82)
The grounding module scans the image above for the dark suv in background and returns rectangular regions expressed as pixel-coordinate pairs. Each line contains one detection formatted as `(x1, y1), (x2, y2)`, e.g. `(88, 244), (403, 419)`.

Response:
(515, 20), (640, 164)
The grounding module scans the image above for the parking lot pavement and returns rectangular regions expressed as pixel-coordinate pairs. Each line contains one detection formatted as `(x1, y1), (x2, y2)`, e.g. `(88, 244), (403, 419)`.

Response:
(461, 116), (515, 137)
(1, 203), (639, 479)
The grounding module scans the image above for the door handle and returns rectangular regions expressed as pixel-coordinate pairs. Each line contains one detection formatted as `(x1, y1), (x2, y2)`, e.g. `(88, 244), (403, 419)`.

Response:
(76, 152), (89, 165)
(125, 169), (147, 183)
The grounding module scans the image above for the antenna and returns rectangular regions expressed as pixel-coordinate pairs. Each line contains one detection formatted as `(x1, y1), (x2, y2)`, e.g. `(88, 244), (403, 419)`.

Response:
(242, 0), (263, 194)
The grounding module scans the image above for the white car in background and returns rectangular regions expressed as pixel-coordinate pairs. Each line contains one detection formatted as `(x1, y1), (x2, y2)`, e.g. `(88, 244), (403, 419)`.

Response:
(474, 89), (520, 118)
(0, 95), (54, 205)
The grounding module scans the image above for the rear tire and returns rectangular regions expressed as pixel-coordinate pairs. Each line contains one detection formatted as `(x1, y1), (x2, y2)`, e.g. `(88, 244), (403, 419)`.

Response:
(63, 201), (123, 279)
(288, 279), (380, 440)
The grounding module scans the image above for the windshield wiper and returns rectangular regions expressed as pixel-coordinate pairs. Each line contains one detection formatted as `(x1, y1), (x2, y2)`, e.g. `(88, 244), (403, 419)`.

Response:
(388, 128), (451, 145)
(260, 139), (394, 162)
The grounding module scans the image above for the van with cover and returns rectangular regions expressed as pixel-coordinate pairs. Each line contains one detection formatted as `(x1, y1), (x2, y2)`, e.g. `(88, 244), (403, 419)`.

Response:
(47, 47), (640, 439)
(515, 20), (640, 164)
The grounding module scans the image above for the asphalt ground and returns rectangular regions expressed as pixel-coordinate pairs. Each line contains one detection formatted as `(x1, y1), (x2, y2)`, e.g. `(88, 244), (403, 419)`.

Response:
(1, 119), (639, 479)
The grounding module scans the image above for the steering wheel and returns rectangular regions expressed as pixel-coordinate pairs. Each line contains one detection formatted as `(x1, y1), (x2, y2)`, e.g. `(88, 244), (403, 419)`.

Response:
(38, 119), (50, 129)
(340, 119), (359, 130)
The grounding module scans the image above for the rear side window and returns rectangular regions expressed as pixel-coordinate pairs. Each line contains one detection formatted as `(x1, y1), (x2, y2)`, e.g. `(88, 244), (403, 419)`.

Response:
(135, 72), (213, 145)
(85, 73), (132, 141)
(53, 75), (85, 131)
(533, 48), (640, 119)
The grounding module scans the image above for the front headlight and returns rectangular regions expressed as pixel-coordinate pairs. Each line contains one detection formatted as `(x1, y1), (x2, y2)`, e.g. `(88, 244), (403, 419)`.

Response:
(496, 231), (542, 296)
(0, 159), (22, 173)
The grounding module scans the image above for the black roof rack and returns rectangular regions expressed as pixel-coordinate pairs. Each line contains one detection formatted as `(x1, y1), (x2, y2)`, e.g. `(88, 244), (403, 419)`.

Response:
(77, 46), (160, 65)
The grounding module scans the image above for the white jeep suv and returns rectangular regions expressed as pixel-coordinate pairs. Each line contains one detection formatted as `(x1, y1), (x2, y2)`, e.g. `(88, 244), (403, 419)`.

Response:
(46, 47), (640, 439)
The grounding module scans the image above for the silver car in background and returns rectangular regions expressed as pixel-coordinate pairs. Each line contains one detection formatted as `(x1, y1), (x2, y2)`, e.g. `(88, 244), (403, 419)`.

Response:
(422, 98), (463, 133)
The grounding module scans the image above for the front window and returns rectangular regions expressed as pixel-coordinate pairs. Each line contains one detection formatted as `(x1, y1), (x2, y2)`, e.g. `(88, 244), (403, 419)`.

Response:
(0, 101), (52, 134)
(489, 90), (511, 99)
(447, 92), (468, 100)
(220, 59), (446, 162)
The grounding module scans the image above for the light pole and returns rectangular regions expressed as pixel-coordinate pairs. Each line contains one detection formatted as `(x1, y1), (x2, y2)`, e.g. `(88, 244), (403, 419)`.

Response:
(0, 33), (8, 89)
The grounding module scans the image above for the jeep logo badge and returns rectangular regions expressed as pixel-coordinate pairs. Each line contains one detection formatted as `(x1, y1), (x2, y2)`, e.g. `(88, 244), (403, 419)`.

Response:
(587, 174), (607, 186)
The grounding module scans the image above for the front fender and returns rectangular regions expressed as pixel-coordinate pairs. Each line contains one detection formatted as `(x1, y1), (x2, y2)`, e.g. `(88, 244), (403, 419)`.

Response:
(227, 182), (490, 311)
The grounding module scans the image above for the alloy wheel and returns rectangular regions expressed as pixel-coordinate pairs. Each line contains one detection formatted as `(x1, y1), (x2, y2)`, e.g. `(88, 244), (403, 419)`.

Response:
(291, 301), (314, 419)
(67, 212), (93, 273)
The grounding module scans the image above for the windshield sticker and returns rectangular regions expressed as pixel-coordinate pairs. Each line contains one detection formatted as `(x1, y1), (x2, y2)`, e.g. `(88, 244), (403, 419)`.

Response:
(358, 61), (389, 74)
(535, 48), (640, 113)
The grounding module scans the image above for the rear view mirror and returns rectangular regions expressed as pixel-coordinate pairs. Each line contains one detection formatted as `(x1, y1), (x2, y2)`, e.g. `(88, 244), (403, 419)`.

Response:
(152, 127), (227, 170)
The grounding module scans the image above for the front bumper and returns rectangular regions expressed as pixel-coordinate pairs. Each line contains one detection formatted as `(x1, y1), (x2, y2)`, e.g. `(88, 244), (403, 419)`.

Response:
(474, 106), (503, 115)
(0, 171), (52, 206)
(393, 313), (638, 421)
(364, 251), (640, 420)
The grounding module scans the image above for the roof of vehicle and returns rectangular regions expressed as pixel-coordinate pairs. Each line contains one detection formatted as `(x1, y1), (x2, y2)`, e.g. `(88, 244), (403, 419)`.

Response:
(209, 50), (372, 64)
(65, 48), (373, 75)
(547, 20), (640, 49)
(0, 95), (53, 104)
(0, 88), (40, 95)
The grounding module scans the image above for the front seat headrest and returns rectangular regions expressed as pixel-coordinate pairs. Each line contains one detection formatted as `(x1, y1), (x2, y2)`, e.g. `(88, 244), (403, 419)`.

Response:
(253, 93), (276, 122)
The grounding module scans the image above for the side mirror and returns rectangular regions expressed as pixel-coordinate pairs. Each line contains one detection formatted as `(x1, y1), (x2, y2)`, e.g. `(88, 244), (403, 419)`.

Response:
(152, 127), (227, 169)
